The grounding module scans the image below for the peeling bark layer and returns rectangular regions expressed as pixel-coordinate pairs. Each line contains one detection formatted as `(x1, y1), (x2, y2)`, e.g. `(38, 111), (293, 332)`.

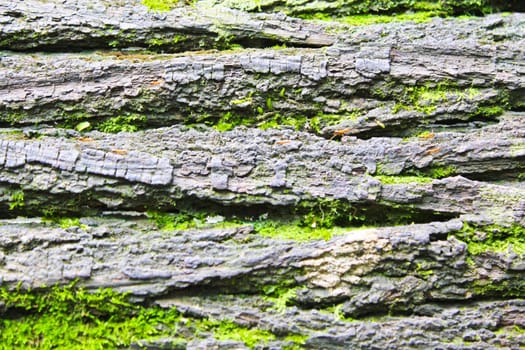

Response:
(0, 115), (524, 220)
(0, 0), (334, 52)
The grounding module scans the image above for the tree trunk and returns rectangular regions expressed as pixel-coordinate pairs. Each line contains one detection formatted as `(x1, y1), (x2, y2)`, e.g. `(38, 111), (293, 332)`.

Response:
(0, 1), (524, 348)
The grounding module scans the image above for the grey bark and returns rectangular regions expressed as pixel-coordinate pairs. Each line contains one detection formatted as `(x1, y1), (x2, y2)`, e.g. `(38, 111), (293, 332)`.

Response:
(0, 1), (525, 349)
(0, 115), (524, 219)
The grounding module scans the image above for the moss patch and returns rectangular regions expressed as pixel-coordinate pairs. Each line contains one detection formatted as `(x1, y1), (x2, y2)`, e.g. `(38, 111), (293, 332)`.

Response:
(146, 198), (455, 242)
(452, 223), (525, 256)
(254, 220), (347, 241)
(0, 283), (183, 348)
(375, 175), (434, 184)
(302, 11), (441, 25)
(400, 165), (457, 179)
(141, 0), (181, 12)
(96, 114), (147, 133)
(0, 283), (301, 349)
(392, 83), (481, 115)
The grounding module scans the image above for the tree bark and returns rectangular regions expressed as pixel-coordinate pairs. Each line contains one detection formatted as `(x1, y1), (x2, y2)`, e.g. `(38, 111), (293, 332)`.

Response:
(0, 1), (524, 348)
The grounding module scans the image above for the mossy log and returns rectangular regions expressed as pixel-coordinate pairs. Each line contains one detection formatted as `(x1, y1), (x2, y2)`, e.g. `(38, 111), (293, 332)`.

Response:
(1, 1), (525, 348)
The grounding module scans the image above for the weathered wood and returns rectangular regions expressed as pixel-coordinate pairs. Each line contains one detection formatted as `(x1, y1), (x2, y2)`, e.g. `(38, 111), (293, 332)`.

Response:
(0, 1), (524, 348)
(0, 114), (524, 221)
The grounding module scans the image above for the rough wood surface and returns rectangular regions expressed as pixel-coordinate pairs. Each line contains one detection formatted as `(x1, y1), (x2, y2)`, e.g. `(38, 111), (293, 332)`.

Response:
(1, 12), (524, 136)
(1, 1), (524, 348)
(0, 116), (524, 218)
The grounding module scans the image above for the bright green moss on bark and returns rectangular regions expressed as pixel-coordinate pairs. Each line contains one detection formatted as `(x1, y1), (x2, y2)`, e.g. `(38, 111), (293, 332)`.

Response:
(0, 283), (300, 349)
(142, 0), (181, 12)
(375, 175), (434, 184)
(452, 223), (525, 256)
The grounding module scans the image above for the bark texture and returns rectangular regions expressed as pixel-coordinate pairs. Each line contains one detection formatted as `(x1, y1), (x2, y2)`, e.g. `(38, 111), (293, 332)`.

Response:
(0, 1), (524, 349)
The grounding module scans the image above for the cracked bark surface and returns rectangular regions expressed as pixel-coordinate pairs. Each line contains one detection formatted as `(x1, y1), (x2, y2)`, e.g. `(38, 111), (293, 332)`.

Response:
(1, 0), (525, 349)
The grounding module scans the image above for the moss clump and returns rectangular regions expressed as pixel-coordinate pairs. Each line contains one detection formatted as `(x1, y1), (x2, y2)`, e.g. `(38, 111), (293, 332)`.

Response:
(207, 319), (275, 347)
(147, 210), (237, 231)
(304, 11), (440, 26)
(452, 223), (525, 256)
(402, 165), (457, 179)
(141, 0), (181, 12)
(392, 83), (480, 115)
(428, 165), (457, 179)
(213, 111), (255, 132)
(0, 283), (183, 348)
(8, 190), (24, 210)
(43, 217), (88, 230)
(471, 278), (525, 298)
(254, 220), (347, 241)
(146, 198), (453, 241)
(470, 105), (505, 118)
(0, 283), (298, 349)
(96, 114), (147, 133)
(375, 175), (434, 184)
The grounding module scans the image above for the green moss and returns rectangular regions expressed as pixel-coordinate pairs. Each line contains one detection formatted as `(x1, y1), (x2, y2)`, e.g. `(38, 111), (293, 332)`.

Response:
(147, 211), (201, 230)
(255, 220), (346, 241)
(96, 114), (147, 133)
(471, 279), (525, 298)
(415, 262), (434, 278)
(375, 175), (434, 184)
(330, 11), (440, 25)
(2, 111), (30, 125)
(452, 223), (525, 256)
(213, 111), (254, 131)
(141, 0), (180, 12)
(199, 318), (275, 348)
(470, 105), (505, 118)
(428, 165), (457, 179)
(144, 197), (444, 242)
(57, 111), (91, 129)
(0, 282), (292, 349)
(43, 217), (88, 230)
(284, 333), (308, 347)
(0, 283), (183, 348)
(404, 165), (457, 179)
(146, 35), (188, 49)
(392, 83), (475, 115)
(495, 325), (525, 336)
(8, 190), (24, 210)
(257, 113), (312, 132)
(261, 286), (299, 313)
